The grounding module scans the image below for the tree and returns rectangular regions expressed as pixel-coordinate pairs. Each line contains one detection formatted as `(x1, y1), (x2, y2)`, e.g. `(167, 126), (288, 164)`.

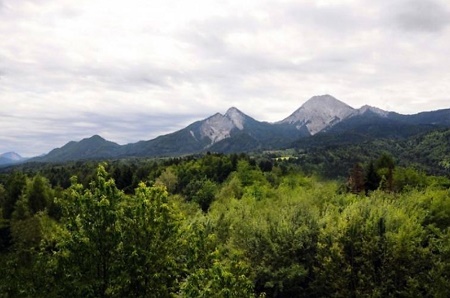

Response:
(57, 165), (123, 297)
(56, 166), (186, 297)
(0, 184), (5, 217)
(376, 153), (395, 191)
(3, 172), (26, 219)
(116, 183), (184, 296)
(313, 194), (432, 297)
(365, 161), (380, 193)
(111, 164), (134, 193)
(26, 175), (53, 214)
(348, 163), (365, 194)
(184, 178), (217, 212)
(155, 167), (178, 194)
(179, 218), (254, 298)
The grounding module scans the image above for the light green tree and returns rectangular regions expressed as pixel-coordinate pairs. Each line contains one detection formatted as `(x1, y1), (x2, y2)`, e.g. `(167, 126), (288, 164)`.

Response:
(115, 183), (184, 296)
(57, 165), (123, 297)
(179, 218), (254, 298)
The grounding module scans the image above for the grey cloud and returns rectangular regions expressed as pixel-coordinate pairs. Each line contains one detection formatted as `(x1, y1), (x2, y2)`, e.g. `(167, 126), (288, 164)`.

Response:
(1, 51), (173, 94)
(391, 0), (450, 32)
(179, 17), (251, 61)
(177, 4), (377, 83)
(76, 64), (175, 91)
(1, 0), (450, 156)
(177, 21), (289, 78)
(282, 2), (366, 32)
(0, 109), (204, 156)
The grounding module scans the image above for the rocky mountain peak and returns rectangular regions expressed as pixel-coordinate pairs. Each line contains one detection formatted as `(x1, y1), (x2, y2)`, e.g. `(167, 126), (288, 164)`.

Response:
(225, 107), (246, 130)
(302, 95), (355, 114)
(280, 94), (356, 135)
(196, 107), (251, 145)
(358, 105), (389, 117)
(199, 112), (235, 145)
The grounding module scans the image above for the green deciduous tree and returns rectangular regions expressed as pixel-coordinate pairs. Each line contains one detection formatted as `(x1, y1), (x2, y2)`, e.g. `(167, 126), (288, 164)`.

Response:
(155, 166), (178, 194)
(179, 218), (254, 298)
(313, 194), (432, 297)
(184, 178), (217, 212)
(57, 165), (123, 297)
(116, 183), (183, 296)
(55, 165), (187, 297)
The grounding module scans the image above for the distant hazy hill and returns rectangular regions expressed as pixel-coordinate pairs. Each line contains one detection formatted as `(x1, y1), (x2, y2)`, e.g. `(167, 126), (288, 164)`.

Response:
(0, 152), (26, 166)
(22, 95), (450, 163)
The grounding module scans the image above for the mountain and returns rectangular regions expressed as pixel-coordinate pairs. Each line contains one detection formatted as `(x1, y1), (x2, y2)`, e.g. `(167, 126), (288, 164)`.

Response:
(121, 107), (305, 157)
(279, 94), (450, 143)
(278, 94), (400, 136)
(357, 105), (389, 117)
(0, 152), (26, 166)
(15, 95), (450, 164)
(279, 95), (357, 134)
(31, 135), (121, 163)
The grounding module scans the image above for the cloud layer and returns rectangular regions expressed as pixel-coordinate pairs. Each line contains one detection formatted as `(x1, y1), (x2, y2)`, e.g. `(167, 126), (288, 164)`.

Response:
(1, 0), (450, 156)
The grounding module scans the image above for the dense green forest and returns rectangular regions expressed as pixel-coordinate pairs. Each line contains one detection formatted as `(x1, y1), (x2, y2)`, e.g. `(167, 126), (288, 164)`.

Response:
(290, 128), (450, 178)
(1, 152), (450, 297)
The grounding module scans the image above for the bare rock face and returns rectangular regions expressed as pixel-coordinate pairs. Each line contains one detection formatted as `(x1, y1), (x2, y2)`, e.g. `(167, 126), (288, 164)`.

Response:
(279, 95), (356, 135)
(225, 107), (246, 130)
(198, 107), (248, 145)
(358, 105), (389, 117)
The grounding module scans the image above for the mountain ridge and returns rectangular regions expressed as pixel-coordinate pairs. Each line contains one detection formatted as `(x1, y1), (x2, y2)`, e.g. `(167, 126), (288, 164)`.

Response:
(9, 94), (449, 163)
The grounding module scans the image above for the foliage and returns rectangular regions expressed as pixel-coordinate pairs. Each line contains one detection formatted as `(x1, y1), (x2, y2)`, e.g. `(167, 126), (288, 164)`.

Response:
(179, 218), (254, 297)
(0, 154), (450, 297)
(115, 183), (184, 296)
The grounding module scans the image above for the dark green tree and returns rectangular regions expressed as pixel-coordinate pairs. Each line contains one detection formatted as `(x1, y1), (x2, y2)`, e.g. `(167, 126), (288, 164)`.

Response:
(184, 178), (217, 212)
(3, 172), (27, 219)
(375, 153), (395, 191)
(26, 175), (53, 214)
(365, 161), (380, 193)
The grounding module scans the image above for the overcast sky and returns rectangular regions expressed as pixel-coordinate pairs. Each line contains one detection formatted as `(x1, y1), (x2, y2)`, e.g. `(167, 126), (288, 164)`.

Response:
(1, 0), (450, 156)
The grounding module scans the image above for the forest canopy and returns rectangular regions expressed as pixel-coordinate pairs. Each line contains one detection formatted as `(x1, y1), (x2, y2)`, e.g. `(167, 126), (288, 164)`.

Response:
(1, 153), (450, 297)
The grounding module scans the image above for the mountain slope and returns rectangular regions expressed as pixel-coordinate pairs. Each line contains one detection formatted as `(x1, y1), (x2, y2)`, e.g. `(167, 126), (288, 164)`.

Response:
(389, 109), (450, 126)
(31, 135), (122, 163)
(291, 128), (450, 178)
(0, 152), (26, 166)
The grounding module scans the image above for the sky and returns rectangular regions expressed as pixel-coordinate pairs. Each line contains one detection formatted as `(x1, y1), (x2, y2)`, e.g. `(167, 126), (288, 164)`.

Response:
(1, 0), (450, 157)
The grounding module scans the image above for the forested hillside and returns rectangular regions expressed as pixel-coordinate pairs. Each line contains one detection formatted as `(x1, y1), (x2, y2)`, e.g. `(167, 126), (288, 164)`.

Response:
(290, 128), (450, 178)
(1, 153), (450, 296)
